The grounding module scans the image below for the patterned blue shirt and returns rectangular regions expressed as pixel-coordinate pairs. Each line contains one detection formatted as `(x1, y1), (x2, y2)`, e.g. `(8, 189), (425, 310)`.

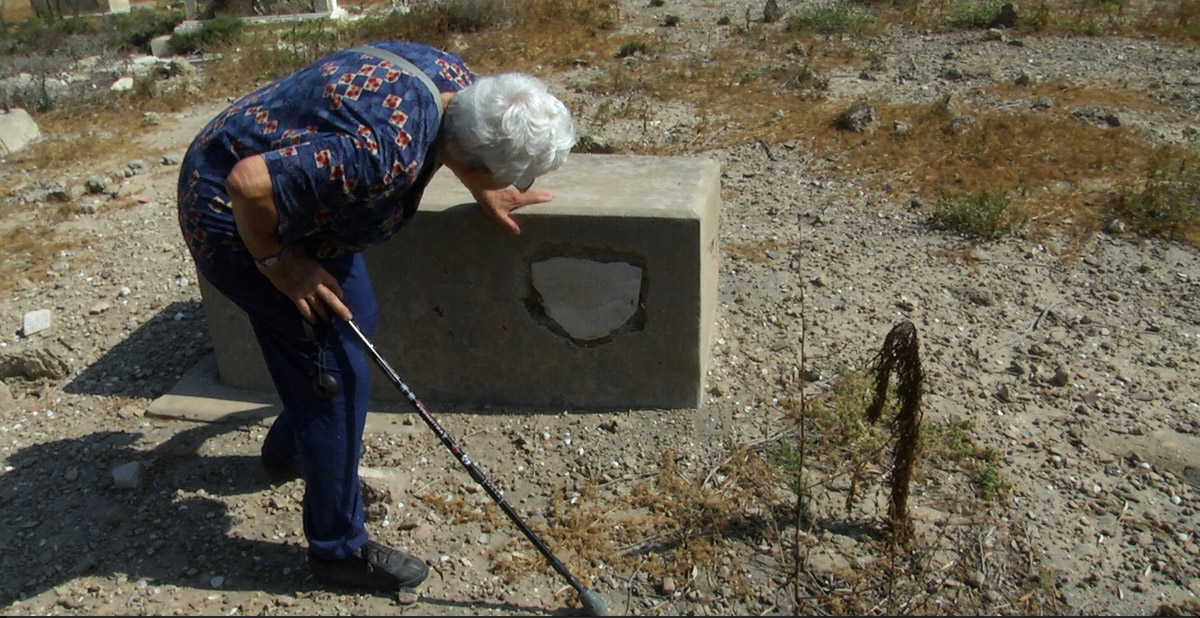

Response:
(178, 41), (476, 265)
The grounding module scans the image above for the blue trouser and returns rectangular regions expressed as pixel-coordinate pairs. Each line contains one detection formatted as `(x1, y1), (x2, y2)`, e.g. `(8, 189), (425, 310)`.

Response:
(197, 247), (378, 561)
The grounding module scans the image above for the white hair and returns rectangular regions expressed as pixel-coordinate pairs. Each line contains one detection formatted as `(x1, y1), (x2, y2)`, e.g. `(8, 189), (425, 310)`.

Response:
(443, 73), (577, 188)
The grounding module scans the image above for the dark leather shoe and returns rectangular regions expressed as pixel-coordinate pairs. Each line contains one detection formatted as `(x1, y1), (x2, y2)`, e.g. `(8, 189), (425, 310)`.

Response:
(308, 541), (429, 592)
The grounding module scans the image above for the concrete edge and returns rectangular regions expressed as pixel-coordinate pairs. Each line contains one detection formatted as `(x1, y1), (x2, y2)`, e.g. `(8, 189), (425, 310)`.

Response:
(147, 352), (424, 435)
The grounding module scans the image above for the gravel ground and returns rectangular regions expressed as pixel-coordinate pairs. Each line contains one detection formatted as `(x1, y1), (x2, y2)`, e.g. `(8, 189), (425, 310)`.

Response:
(1, 1), (1199, 615)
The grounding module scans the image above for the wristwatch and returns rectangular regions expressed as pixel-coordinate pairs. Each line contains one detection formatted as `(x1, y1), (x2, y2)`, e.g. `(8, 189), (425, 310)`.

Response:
(254, 246), (285, 268)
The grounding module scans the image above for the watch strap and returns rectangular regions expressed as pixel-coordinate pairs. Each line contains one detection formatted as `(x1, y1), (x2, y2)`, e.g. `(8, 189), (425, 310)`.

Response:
(254, 246), (285, 268)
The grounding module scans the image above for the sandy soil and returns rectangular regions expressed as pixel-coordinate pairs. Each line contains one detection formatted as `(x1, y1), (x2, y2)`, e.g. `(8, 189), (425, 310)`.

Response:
(1, 1), (1199, 616)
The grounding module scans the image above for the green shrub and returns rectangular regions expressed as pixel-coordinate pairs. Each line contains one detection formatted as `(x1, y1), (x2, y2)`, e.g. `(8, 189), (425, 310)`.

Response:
(785, 1), (870, 35)
(168, 15), (245, 54)
(949, 0), (1005, 29)
(932, 190), (1028, 239)
(106, 7), (185, 53)
(350, 0), (510, 44)
(573, 133), (615, 154)
(617, 40), (649, 57)
(1118, 148), (1200, 238)
(973, 461), (1008, 499)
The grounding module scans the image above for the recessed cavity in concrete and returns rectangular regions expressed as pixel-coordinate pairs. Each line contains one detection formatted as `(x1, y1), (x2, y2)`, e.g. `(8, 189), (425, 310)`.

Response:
(530, 256), (643, 342)
(163, 153), (720, 415)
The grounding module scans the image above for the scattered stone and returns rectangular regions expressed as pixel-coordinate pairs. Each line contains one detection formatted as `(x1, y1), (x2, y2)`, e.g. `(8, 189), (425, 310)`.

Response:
(85, 176), (108, 194)
(0, 380), (13, 414)
(117, 405), (144, 419)
(112, 461), (144, 489)
(0, 347), (72, 380)
(0, 108), (41, 156)
(23, 309), (52, 336)
(836, 101), (877, 133)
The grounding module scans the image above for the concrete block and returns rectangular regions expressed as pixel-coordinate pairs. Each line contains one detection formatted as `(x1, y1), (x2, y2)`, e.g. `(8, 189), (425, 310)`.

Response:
(32, 0), (128, 16)
(150, 35), (174, 58)
(0, 108), (40, 156)
(197, 154), (721, 410)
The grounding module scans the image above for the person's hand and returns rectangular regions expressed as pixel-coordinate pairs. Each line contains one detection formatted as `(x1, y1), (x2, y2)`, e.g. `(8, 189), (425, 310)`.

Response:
(473, 186), (556, 235)
(257, 247), (352, 323)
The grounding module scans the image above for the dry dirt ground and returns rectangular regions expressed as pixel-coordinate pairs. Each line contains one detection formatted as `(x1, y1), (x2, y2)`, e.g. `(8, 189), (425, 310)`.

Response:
(2, 1), (1200, 616)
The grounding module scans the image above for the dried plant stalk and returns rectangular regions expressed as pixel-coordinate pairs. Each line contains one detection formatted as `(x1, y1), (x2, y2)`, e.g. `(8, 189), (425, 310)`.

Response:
(867, 320), (924, 542)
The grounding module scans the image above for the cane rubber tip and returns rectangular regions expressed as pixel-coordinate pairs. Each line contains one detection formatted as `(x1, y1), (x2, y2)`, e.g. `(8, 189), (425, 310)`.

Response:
(578, 589), (608, 616)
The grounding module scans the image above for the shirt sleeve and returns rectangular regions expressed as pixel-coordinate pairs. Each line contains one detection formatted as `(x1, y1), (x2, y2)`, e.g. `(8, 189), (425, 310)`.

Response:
(262, 133), (417, 246)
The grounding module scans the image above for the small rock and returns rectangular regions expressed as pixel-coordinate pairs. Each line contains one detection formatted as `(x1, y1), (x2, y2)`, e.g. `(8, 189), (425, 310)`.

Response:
(0, 379), (12, 409)
(85, 176), (108, 194)
(117, 405), (144, 420)
(836, 101), (877, 133)
(23, 309), (52, 336)
(112, 461), (144, 489)
(412, 523), (435, 542)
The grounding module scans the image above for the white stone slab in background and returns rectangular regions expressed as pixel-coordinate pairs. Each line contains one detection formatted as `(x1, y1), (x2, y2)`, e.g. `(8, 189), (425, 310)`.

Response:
(0, 109), (41, 156)
(22, 309), (51, 337)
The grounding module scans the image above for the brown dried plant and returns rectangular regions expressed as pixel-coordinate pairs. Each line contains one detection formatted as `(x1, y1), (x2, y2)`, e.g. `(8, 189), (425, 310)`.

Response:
(865, 320), (924, 544)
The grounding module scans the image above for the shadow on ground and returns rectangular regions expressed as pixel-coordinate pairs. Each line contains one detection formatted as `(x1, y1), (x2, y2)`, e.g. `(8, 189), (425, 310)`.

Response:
(0, 411), (309, 607)
(63, 300), (211, 401)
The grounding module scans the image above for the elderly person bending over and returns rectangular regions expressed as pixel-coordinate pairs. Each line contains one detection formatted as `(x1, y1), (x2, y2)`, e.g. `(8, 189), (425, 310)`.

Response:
(176, 41), (576, 593)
